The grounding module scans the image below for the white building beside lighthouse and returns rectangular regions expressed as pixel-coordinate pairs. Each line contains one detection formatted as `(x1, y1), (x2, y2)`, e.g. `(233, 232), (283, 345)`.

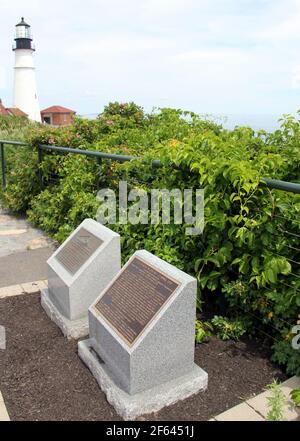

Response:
(13, 18), (41, 122)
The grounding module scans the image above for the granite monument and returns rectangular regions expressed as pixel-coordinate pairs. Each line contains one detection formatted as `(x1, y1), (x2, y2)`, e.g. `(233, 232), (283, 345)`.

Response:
(41, 219), (121, 339)
(78, 249), (208, 420)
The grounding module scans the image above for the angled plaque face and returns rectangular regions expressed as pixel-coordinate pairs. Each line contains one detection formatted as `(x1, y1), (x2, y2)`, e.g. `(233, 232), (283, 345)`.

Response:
(94, 256), (180, 347)
(56, 228), (103, 275)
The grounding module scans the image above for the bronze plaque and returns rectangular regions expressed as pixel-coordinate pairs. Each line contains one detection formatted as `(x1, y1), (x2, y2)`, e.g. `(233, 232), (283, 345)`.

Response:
(56, 228), (103, 275)
(94, 256), (180, 346)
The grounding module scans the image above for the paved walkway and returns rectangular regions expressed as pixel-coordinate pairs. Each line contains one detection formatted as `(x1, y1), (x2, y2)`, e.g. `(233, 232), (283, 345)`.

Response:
(0, 207), (56, 287)
(0, 391), (10, 421)
(211, 376), (300, 421)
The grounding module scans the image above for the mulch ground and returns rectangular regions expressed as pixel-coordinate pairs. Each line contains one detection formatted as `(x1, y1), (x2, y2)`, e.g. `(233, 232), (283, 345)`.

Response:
(0, 293), (287, 421)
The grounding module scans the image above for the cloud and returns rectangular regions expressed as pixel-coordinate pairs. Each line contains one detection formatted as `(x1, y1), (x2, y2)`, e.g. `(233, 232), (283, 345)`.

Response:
(291, 66), (300, 90)
(170, 48), (249, 63)
(255, 0), (300, 41)
(141, 0), (195, 16)
(67, 34), (170, 57)
(1, 0), (300, 115)
(258, 13), (300, 41)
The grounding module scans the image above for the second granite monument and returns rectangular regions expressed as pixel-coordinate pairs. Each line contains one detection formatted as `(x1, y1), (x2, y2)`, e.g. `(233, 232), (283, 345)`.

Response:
(41, 218), (121, 339)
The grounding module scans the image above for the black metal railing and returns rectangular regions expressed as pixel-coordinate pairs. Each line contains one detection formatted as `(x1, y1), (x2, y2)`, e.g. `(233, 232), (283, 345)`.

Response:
(0, 140), (162, 191)
(263, 178), (300, 194)
(38, 144), (146, 163)
(0, 140), (28, 190)
(1, 139), (300, 195)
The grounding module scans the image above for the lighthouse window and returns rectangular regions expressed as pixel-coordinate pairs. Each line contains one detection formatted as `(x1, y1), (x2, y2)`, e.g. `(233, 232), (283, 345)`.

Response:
(16, 26), (31, 39)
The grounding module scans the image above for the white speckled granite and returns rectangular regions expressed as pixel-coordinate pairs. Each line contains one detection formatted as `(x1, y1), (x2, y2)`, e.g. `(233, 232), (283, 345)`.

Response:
(42, 219), (121, 338)
(41, 288), (89, 340)
(81, 250), (208, 417)
(79, 339), (208, 420)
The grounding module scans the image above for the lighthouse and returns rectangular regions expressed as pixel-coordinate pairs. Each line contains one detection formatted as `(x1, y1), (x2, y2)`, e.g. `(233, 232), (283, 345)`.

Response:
(12, 18), (41, 122)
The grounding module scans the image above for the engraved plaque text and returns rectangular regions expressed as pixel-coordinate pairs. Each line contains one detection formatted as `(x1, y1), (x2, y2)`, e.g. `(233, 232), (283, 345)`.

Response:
(56, 228), (103, 275)
(94, 257), (180, 346)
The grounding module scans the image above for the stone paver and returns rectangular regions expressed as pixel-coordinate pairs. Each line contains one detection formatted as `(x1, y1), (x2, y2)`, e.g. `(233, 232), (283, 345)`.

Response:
(212, 376), (300, 421)
(0, 280), (47, 299)
(0, 391), (10, 422)
(0, 284), (23, 299)
(281, 376), (300, 392)
(0, 207), (54, 258)
(0, 248), (55, 288)
(21, 280), (47, 294)
(0, 229), (27, 236)
(27, 237), (51, 250)
(246, 377), (300, 421)
(214, 402), (264, 421)
(0, 207), (56, 286)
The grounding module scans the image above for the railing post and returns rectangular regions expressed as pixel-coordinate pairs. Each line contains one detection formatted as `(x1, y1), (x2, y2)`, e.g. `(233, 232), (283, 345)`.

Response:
(38, 145), (44, 190)
(0, 142), (6, 190)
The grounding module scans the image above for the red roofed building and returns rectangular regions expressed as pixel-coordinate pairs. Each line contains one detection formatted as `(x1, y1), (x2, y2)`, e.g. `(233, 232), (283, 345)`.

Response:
(0, 99), (10, 116)
(0, 99), (28, 117)
(41, 105), (76, 126)
(7, 107), (28, 117)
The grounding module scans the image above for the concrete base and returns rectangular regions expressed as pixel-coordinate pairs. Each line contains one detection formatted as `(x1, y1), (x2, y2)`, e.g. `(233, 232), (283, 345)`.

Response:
(41, 288), (88, 340)
(78, 339), (208, 421)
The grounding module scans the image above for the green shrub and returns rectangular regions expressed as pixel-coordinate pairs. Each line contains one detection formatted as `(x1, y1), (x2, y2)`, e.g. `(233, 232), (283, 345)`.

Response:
(195, 320), (213, 344)
(1, 104), (300, 375)
(211, 316), (247, 340)
(0, 115), (37, 141)
(290, 389), (300, 407)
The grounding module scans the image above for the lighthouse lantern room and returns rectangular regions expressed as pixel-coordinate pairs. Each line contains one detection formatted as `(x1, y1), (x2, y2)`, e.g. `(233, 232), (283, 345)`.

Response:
(12, 18), (41, 122)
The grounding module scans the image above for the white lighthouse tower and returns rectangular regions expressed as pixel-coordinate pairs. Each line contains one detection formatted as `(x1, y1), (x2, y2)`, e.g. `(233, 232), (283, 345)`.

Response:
(13, 18), (41, 122)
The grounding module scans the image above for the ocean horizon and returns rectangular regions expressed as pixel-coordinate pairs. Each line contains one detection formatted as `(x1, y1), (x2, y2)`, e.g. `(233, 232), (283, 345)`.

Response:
(219, 114), (283, 133)
(79, 112), (293, 133)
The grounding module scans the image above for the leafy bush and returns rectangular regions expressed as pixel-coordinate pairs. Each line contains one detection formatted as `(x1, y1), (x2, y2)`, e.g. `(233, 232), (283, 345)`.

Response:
(211, 316), (247, 340)
(195, 320), (213, 344)
(1, 103), (300, 375)
(290, 389), (300, 407)
(0, 114), (37, 141)
(99, 102), (146, 128)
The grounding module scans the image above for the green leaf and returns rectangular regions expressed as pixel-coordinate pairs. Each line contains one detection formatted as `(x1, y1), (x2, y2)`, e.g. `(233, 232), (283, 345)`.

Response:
(266, 268), (277, 284)
(290, 389), (300, 407)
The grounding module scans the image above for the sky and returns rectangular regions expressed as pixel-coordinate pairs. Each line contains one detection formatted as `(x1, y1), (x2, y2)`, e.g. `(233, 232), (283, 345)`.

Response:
(0, 0), (300, 120)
